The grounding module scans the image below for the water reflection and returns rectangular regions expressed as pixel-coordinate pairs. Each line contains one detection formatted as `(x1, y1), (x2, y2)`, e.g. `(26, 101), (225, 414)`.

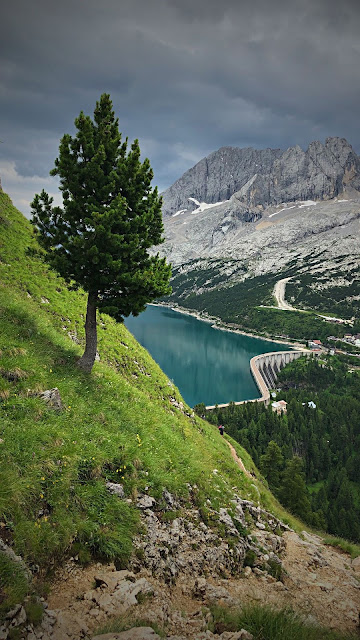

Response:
(125, 305), (287, 407)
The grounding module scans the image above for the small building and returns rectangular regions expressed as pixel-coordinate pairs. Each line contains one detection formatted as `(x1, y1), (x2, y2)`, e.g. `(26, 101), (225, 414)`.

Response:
(303, 401), (317, 409)
(308, 339), (322, 350)
(271, 400), (288, 415)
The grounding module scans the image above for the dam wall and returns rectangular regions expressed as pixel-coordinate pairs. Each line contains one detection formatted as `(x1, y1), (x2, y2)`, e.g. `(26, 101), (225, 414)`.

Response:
(205, 349), (312, 410)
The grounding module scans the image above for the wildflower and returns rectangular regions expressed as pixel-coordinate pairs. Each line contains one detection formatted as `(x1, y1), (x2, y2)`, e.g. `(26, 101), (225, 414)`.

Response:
(40, 493), (44, 498)
(41, 477), (45, 481)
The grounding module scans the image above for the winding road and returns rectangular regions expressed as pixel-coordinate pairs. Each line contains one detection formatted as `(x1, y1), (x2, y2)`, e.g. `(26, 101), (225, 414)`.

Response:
(273, 277), (299, 311)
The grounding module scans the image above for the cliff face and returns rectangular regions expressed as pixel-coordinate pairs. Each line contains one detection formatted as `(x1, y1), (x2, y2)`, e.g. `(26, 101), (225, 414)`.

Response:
(161, 137), (360, 217)
(158, 137), (360, 283)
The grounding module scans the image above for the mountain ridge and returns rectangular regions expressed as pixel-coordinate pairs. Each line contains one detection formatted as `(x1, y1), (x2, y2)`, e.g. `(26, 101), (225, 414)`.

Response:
(161, 136), (360, 218)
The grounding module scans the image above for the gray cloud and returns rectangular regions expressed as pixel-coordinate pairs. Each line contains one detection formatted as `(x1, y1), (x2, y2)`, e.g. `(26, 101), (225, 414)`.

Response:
(1, 0), (360, 216)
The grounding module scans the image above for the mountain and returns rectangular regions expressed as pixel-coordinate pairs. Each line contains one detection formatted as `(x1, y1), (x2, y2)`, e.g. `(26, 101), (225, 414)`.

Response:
(1, 186), (360, 638)
(162, 137), (360, 218)
(159, 138), (360, 336)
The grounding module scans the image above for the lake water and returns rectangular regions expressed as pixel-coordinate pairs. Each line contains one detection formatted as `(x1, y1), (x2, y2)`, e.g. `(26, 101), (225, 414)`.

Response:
(125, 305), (288, 408)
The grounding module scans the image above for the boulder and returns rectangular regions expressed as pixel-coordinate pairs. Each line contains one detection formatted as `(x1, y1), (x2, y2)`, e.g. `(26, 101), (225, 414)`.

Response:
(137, 495), (156, 509)
(106, 482), (125, 499)
(39, 387), (63, 410)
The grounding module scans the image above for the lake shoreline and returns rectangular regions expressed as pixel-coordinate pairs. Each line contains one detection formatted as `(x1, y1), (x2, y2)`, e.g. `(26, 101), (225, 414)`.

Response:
(151, 302), (306, 351)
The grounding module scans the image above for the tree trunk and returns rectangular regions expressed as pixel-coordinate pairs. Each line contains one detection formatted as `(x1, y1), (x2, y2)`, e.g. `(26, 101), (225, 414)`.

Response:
(77, 292), (98, 373)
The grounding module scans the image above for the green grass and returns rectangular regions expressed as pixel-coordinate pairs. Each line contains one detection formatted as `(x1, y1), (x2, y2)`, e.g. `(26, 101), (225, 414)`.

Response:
(0, 554), (30, 620)
(323, 537), (360, 559)
(209, 603), (357, 639)
(1, 188), (358, 640)
(0, 190), (263, 618)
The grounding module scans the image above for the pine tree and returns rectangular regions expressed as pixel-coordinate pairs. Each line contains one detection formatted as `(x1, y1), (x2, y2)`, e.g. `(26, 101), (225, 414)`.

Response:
(279, 456), (312, 521)
(31, 94), (171, 372)
(260, 440), (284, 490)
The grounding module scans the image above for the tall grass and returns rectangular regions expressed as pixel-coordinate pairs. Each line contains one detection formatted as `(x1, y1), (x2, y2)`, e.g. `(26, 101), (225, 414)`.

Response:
(210, 604), (358, 640)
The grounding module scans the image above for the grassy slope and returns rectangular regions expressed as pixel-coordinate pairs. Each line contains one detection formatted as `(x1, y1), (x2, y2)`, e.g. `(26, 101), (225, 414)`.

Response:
(0, 190), (330, 620)
(0, 190), (267, 613)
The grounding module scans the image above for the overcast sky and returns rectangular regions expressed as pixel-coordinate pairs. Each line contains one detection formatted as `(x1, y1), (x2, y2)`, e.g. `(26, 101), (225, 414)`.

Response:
(1, 0), (360, 216)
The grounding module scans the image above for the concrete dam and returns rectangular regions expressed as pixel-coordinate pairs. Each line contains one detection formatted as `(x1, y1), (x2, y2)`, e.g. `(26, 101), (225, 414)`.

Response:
(206, 349), (310, 410)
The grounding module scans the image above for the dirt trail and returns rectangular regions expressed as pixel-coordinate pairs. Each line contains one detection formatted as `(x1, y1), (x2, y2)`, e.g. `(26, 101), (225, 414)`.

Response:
(226, 439), (252, 478)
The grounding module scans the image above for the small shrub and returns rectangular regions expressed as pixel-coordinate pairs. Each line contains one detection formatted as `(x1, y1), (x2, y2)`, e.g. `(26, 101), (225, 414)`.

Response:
(0, 553), (30, 621)
(77, 458), (98, 483)
(208, 604), (242, 634)
(24, 597), (43, 625)
(266, 558), (283, 581)
(233, 520), (250, 537)
(70, 542), (92, 566)
(243, 549), (256, 568)
(160, 510), (180, 522)
(95, 616), (166, 637)
(134, 547), (145, 561)
(237, 603), (357, 640)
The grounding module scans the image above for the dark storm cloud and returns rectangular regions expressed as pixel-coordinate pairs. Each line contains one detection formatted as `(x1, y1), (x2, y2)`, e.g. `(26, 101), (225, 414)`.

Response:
(1, 0), (360, 214)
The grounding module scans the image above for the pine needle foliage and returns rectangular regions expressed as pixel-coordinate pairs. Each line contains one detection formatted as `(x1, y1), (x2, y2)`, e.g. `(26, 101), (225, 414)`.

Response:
(31, 94), (171, 371)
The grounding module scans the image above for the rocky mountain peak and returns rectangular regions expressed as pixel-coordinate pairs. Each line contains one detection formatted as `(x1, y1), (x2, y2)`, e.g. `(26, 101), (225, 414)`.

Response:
(161, 137), (360, 217)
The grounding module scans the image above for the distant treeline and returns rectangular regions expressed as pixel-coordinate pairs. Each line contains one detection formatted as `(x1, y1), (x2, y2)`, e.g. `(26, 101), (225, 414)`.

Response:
(198, 356), (360, 542)
(165, 268), (360, 342)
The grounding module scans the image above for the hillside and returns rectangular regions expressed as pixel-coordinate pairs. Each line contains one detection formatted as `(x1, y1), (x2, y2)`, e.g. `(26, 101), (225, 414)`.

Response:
(157, 138), (360, 341)
(1, 188), (360, 639)
(205, 356), (360, 543)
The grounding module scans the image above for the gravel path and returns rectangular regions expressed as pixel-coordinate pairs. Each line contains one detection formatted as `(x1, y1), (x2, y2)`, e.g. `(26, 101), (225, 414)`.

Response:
(273, 277), (297, 310)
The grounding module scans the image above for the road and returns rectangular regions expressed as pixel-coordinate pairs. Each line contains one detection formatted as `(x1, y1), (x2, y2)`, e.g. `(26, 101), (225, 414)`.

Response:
(273, 277), (298, 311)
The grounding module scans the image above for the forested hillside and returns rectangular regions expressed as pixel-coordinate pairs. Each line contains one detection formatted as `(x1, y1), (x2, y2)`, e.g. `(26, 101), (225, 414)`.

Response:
(204, 357), (360, 542)
(166, 264), (360, 343)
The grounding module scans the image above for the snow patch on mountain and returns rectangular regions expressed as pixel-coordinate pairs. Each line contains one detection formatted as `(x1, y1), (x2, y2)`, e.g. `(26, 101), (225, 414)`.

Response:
(190, 199), (227, 214)
(269, 205), (296, 218)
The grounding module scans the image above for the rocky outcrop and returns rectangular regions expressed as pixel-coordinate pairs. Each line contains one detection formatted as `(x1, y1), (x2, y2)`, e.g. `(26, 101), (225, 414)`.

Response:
(16, 483), (359, 640)
(93, 628), (253, 640)
(161, 137), (360, 217)
(129, 491), (289, 584)
(39, 387), (64, 411)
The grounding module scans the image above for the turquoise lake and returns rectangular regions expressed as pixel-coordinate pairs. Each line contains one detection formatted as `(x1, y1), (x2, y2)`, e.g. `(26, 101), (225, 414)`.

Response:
(125, 305), (288, 408)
